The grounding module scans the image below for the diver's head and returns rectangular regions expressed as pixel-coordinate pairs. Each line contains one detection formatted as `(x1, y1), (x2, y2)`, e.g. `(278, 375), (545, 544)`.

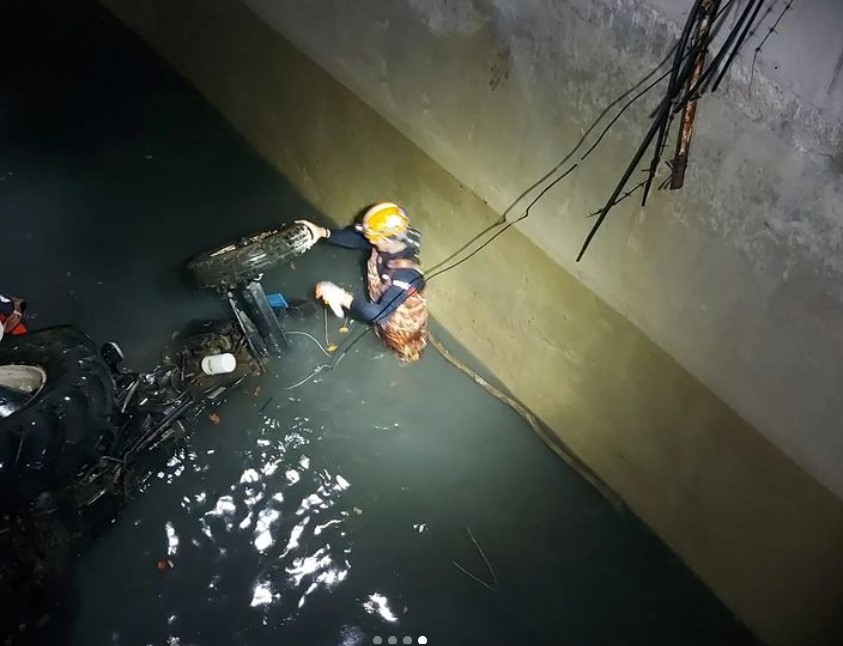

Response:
(357, 202), (420, 254)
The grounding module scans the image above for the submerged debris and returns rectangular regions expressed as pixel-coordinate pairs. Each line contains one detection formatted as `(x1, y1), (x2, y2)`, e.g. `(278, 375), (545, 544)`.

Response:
(452, 527), (497, 592)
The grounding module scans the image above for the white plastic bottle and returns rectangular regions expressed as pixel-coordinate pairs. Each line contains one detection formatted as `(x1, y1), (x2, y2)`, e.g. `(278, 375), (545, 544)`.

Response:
(201, 352), (237, 376)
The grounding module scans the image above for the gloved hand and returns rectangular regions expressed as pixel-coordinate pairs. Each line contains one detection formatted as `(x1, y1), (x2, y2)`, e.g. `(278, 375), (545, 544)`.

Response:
(315, 281), (352, 318)
(296, 220), (329, 249)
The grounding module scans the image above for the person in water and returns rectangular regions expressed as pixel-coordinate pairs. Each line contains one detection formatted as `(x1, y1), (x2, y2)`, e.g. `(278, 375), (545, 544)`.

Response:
(298, 202), (428, 362)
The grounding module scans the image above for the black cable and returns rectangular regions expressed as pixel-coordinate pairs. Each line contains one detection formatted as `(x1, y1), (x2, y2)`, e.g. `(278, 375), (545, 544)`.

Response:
(426, 39), (683, 276)
(745, 0), (783, 47)
(578, 0), (759, 260)
(579, 70), (674, 161)
(749, 0), (795, 93)
(441, 0), (746, 275)
(429, 0), (741, 277)
(339, 162), (636, 356)
(673, 0), (764, 108)
(426, 220), (503, 274)
(577, 14), (722, 259)
(426, 164), (581, 282)
(329, 0), (762, 358)
(710, 0), (768, 92)
(497, 41), (681, 220)
(338, 7), (701, 348)
(426, 46), (705, 281)
(577, 100), (671, 261)
(586, 180), (648, 218)
(753, 0), (793, 52)
(357, 42), (689, 339)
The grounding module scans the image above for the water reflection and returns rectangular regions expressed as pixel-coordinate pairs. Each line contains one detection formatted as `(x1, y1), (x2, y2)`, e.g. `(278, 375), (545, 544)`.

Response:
(153, 407), (355, 624)
(363, 593), (399, 623)
(164, 522), (179, 556)
(74, 345), (430, 645)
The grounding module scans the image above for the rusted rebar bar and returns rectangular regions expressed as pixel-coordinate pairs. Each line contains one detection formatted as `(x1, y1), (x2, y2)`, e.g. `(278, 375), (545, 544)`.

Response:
(670, 0), (719, 190)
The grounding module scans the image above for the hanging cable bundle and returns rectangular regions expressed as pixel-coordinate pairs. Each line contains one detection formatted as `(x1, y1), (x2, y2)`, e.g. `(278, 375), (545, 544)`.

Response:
(333, 0), (792, 359)
(577, 0), (785, 261)
(291, 0), (796, 506)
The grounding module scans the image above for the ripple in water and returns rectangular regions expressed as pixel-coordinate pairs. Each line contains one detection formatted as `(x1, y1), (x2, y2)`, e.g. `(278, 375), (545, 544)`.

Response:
(152, 408), (356, 630)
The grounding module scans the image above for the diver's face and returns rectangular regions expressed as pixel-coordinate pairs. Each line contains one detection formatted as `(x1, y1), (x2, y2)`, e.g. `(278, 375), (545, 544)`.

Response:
(371, 236), (406, 254)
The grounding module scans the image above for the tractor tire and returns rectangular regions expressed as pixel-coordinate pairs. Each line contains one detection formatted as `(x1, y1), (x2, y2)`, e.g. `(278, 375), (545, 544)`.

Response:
(187, 222), (314, 291)
(0, 327), (116, 514)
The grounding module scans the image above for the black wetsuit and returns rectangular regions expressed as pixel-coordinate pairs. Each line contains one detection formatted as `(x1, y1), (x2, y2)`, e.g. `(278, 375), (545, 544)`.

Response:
(325, 228), (424, 324)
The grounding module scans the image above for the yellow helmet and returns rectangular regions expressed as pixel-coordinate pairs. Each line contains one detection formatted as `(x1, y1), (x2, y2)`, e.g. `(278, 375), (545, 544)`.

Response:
(358, 202), (410, 242)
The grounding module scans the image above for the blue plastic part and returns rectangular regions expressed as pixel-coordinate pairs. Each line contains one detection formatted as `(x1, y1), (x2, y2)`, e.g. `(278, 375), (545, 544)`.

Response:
(266, 292), (289, 310)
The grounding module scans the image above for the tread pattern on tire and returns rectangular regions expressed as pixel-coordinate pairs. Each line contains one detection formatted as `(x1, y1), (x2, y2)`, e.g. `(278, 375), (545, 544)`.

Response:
(187, 223), (314, 291)
(0, 326), (116, 513)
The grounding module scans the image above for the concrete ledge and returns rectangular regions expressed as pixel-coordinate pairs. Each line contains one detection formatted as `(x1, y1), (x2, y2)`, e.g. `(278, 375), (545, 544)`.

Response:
(98, 0), (843, 643)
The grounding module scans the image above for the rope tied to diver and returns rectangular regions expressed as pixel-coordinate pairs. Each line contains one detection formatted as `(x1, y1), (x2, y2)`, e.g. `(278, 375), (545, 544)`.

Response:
(285, 321), (622, 510)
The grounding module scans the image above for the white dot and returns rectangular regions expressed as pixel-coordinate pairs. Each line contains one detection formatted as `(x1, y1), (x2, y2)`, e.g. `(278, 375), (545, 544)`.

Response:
(403, 638), (412, 645)
(373, 638), (382, 645)
(388, 638), (397, 645)
(418, 638), (428, 645)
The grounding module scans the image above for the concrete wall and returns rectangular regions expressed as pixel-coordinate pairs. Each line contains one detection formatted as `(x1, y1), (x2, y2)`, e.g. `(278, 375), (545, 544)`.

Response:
(238, 0), (843, 503)
(96, 0), (843, 643)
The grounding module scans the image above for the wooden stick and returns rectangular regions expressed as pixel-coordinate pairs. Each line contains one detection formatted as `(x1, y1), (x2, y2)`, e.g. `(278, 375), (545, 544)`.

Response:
(452, 561), (496, 592)
(466, 527), (497, 586)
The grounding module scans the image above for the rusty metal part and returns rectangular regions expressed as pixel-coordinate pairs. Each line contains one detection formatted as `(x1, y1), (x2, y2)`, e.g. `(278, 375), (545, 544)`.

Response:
(670, 0), (718, 190)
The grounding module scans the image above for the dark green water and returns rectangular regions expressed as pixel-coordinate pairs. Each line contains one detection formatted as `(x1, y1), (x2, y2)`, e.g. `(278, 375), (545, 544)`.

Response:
(0, 1), (756, 644)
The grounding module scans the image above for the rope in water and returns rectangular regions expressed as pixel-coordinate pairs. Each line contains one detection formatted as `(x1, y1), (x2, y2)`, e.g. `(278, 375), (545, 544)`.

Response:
(286, 321), (621, 508)
(428, 333), (623, 510)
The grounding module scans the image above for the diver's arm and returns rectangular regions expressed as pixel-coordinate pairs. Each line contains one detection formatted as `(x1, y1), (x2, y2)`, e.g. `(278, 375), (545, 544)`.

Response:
(324, 228), (371, 250)
(346, 285), (410, 324)
(296, 220), (370, 250)
(346, 269), (424, 323)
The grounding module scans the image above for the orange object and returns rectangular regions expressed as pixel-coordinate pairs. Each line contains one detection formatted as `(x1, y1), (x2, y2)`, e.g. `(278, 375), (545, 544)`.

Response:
(156, 559), (169, 570)
(0, 313), (26, 336)
(208, 412), (221, 425)
(327, 344), (338, 353)
(339, 326), (350, 335)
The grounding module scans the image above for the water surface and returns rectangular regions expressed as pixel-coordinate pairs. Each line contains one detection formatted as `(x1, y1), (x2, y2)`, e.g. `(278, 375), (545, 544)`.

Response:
(0, 1), (755, 644)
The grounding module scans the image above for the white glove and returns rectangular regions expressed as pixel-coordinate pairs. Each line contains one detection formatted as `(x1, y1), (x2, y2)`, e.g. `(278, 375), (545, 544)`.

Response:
(296, 219), (329, 250)
(315, 281), (351, 318)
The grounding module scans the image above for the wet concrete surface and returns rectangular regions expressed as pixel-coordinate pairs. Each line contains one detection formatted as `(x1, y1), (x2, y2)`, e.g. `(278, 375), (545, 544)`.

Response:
(0, 1), (757, 645)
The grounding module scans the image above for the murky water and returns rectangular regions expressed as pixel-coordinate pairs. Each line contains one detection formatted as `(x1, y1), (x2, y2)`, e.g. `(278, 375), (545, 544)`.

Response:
(67, 244), (752, 646)
(0, 1), (754, 644)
